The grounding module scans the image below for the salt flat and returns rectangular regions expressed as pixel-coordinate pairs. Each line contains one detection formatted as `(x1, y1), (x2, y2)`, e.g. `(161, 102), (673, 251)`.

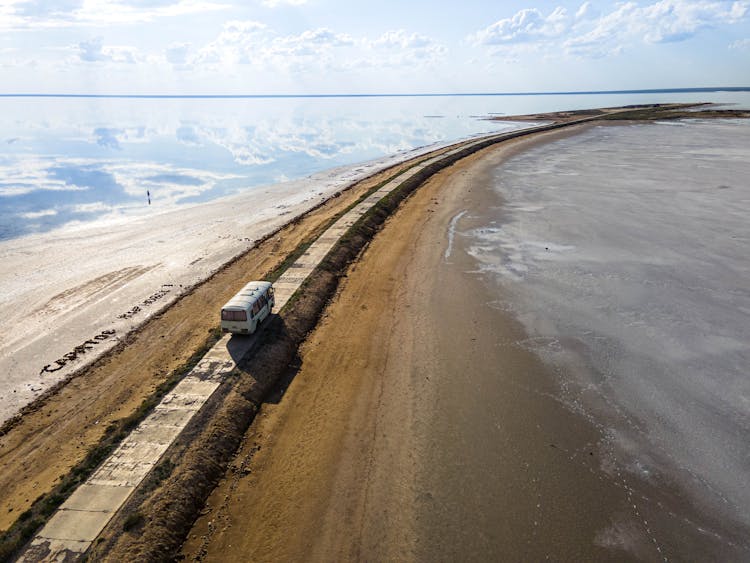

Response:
(469, 119), (750, 549)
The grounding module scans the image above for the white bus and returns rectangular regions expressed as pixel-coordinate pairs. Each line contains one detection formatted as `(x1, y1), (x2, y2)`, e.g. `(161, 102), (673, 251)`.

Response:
(220, 281), (275, 335)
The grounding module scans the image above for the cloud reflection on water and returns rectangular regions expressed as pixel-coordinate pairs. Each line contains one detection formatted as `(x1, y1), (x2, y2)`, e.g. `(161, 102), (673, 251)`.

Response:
(0, 96), (512, 240)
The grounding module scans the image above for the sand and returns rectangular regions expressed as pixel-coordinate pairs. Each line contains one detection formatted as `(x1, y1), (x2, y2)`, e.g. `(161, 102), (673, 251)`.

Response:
(179, 128), (660, 561)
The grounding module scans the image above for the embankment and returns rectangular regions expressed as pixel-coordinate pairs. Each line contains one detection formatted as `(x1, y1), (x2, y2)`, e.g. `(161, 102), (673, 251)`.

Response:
(86, 123), (597, 560)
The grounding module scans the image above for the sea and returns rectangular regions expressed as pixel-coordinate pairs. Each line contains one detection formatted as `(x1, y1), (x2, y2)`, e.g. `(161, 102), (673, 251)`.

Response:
(1, 88), (748, 241)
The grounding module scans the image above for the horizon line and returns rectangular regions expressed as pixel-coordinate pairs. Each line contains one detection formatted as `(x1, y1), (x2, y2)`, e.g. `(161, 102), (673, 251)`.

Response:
(1, 86), (749, 99)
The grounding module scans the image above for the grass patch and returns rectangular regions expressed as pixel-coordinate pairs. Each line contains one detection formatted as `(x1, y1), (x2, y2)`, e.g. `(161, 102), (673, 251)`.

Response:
(265, 237), (317, 283)
(600, 105), (750, 121)
(122, 512), (146, 533)
(141, 460), (176, 493)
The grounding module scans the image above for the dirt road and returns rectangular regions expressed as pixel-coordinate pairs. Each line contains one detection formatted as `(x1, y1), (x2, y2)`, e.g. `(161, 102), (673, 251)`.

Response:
(181, 128), (648, 561)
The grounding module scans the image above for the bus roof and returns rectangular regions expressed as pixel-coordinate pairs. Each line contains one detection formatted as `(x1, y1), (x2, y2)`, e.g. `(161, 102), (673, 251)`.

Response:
(222, 281), (272, 310)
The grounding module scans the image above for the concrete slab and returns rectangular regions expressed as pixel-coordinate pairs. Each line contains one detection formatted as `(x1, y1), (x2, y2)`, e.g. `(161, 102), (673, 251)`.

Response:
(110, 439), (171, 462)
(314, 236), (339, 243)
(273, 278), (302, 285)
(194, 355), (235, 374)
(275, 297), (293, 310)
(143, 406), (196, 428)
(225, 335), (256, 364)
(158, 392), (209, 411)
(89, 460), (154, 487)
(130, 422), (183, 445)
(63, 484), (135, 513)
(20, 537), (89, 561)
(35, 509), (110, 542)
(303, 251), (328, 262)
(276, 275), (308, 285)
(202, 345), (234, 360)
(170, 378), (220, 397)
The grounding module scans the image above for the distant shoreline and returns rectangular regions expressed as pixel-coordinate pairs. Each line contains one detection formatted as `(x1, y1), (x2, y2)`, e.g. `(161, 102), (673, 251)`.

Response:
(1, 86), (749, 99)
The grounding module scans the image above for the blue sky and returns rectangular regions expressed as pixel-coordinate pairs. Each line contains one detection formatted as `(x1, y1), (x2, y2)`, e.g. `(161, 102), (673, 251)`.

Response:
(1, 0), (748, 94)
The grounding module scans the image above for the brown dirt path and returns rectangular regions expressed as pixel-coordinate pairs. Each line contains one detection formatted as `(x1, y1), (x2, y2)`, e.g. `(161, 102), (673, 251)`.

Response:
(0, 156), (430, 534)
(180, 127), (649, 561)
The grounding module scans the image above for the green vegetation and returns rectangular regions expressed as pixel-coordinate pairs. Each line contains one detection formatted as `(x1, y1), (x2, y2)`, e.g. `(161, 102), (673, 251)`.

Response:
(602, 107), (750, 121)
(122, 512), (146, 532)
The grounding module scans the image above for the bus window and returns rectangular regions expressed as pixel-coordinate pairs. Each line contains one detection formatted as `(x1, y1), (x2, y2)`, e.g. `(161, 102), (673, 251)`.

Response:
(252, 301), (261, 315)
(222, 310), (247, 321)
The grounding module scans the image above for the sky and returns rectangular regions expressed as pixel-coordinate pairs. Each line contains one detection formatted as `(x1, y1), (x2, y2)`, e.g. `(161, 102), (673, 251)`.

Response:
(0, 0), (749, 94)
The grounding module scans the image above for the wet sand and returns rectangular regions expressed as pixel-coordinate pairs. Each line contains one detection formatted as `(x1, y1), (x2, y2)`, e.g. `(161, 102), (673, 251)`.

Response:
(181, 128), (677, 561)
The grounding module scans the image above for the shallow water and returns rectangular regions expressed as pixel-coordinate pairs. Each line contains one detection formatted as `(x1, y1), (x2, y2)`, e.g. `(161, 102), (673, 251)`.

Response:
(468, 119), (750, 543)
(2, 91), (749, 241)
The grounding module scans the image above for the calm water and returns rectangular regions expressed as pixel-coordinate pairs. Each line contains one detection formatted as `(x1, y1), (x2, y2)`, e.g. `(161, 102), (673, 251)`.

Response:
(2, 90), (748, 241)
(468, 119), (750, 547)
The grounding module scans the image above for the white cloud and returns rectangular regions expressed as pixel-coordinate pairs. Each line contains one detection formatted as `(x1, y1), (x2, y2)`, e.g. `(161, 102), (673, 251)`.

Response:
(360, 29), (446, 69)
(469, 7), (570, 45)
(374, 30), (433, 49)
(78, 37), (104, 61)
(636, 0), (748, 42)
(187, 22), (360, 74)
(106, 162), (240, 205)
(165, 42), (192, 68)
(575, 1), (599, 20)
(78, 37), (139, 63)
(566, 0), (749, 56)
(729, 37), (750, 48)
(470, 1), (750, 58)
(192, 20), (268, 66)
(0, 158), (87, 196)
(19, 209), (58, 219)
(269, 28), (354, 59)
(0, 0), (230, 30)
(167, 19), (446, 75)
(261, 0), (307, 6)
